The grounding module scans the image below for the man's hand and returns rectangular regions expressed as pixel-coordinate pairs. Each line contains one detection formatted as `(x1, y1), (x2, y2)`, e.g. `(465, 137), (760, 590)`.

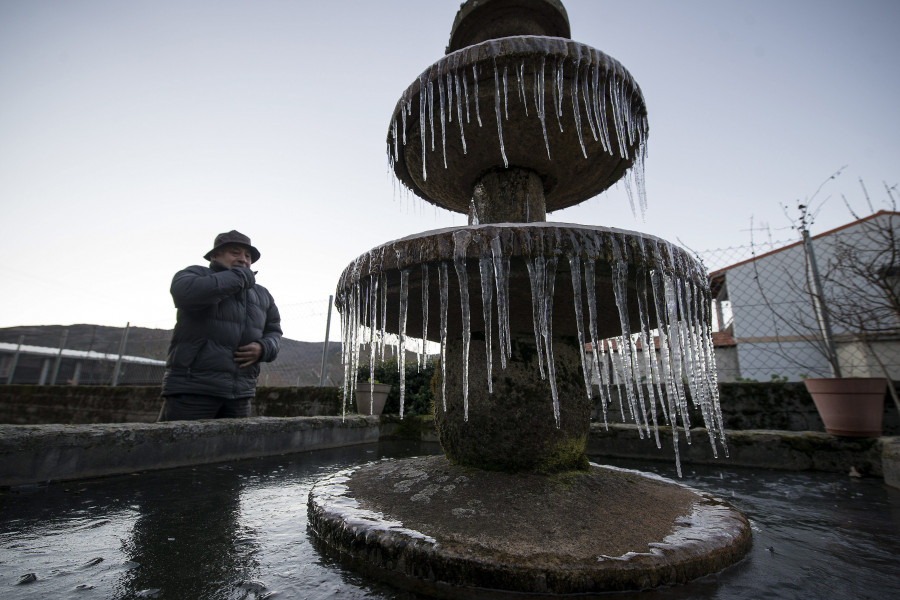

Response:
(234, 342), (263, 367)
(232, 266), (256, 289)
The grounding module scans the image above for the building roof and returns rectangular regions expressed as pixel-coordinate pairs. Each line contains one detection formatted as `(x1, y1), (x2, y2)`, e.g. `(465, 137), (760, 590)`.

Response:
(0, 342), (165, 365)
(708, 210), (899, 279)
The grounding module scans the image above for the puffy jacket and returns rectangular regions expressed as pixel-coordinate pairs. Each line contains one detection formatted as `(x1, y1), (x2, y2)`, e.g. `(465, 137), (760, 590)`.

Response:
(162, 261), (282, 399)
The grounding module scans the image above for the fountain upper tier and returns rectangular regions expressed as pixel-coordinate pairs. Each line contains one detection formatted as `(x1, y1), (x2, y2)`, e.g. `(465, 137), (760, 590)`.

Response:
(446, 0), (570, 53)
(387, 36), (648, 217)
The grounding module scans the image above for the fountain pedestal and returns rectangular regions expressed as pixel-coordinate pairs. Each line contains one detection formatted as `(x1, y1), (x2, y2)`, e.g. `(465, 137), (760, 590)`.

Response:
(436, 335), (590, 472)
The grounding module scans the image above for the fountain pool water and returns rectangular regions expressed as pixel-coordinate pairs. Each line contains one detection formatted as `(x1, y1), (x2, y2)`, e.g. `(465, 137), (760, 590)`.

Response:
(2, 442), (898, 600)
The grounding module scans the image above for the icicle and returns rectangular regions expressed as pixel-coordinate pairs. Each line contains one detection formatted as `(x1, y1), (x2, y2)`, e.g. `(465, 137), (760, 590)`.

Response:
(427, 77), (435, 152)
(419, 75), (427, 181)
(610, 237), (647, 435)
(439, 261), (449, 411)
(553, 58), (564, 132)
(569, 255), (593, 403)
(398, 269), (409, 418)
(596, 69), (612, 155)
(479, 256), (494, 393)
(490, 235), (511, 369)
(446, 71), (453, 123)
(518, 61), (528, 116)
(597, 341), (612, 428)
(455, 71), (467, 154)
(622, 161), (637, 218)
(492, 57), (508, 168)
(453, 230), (473, 420)
(461, 70), (471, 124)
(391, 118), (399, 163)
(525, 257), (546, 380)
(580, 61), (598, 142)
(584, 260), (606, 420)
(401, 100), (408, 145)
(502, 63), (509, 120)
(437, 63), (447, 169)
(473, 63), (482, 127)
(379, 272), (387, 363)
(339, 291), (351, 418)
(534, 56), (550, 160)
(421, 263), (429, 370)
(515, 59), (523, 104)
(543, 257), (560, 427)
(635, 261), (665, 448)
(368, 274), (378, 415)
(571, 58), (587, 158)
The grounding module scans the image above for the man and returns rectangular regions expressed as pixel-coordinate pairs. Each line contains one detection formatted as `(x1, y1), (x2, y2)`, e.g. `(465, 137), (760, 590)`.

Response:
(158, 230), (282, 421)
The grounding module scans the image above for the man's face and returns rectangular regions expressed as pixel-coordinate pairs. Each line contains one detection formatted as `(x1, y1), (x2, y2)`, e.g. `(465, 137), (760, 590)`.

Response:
(212, 244), (253, 268)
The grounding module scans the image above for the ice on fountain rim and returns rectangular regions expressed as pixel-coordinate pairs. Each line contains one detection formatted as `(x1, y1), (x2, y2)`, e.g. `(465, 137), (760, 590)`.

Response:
(309, 467), (437, 545)
(385, 35), (649, 217)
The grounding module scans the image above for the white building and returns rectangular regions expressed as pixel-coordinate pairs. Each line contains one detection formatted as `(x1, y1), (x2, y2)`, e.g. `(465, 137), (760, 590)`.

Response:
(708, 211), (900, 382)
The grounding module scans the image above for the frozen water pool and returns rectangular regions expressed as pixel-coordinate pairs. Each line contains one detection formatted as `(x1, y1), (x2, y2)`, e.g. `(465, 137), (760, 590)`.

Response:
(1, 440), (899, 599)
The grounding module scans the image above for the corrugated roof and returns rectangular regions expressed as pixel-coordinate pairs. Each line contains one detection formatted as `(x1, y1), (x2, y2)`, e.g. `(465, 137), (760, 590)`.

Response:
(0, 342), (165, 365)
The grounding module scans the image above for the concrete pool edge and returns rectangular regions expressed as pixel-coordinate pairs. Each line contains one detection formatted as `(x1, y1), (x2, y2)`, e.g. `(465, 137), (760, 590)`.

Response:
(1, 417), (898, 489)
(0, 416), (380, 487)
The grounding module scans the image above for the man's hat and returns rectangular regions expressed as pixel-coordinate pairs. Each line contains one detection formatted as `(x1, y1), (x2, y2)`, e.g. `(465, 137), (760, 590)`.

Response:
(204, 230), (261, 263)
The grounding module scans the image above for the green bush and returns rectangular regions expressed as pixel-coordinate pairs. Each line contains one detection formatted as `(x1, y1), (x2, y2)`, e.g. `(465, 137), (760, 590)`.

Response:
(356, 356), (436, 416)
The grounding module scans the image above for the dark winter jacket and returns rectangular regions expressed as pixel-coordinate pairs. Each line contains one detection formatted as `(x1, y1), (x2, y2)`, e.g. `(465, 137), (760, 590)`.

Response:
(162, 261), (282, 399)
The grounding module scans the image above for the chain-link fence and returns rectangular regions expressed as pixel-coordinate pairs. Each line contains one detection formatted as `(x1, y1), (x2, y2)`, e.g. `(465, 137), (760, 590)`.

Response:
(698, 211), (900, 382)
(0, 300), (344, 387)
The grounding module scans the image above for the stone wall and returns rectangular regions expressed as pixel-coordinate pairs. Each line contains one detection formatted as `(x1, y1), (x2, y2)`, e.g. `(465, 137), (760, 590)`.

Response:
(594, 381), (900, 435)
(0, 385), (342, 424)
(2, 382), (898, 435)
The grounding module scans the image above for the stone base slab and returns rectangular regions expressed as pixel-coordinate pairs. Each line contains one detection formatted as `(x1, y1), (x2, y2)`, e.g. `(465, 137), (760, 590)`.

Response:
(307, 455), (752, 597)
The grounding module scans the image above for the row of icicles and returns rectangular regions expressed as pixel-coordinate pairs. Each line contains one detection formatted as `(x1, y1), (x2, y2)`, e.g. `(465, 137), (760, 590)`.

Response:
(339, 228), (727, 475)
(386, 39), (650, 218)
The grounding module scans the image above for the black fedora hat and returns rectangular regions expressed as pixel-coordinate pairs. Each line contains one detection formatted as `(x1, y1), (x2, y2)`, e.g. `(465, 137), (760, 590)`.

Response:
(204, 230), (261, 263)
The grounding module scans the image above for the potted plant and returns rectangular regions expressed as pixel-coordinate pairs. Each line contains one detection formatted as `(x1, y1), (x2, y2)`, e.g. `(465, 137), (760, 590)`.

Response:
(758, 174), (899, 436)
(355, 376), (392, 416)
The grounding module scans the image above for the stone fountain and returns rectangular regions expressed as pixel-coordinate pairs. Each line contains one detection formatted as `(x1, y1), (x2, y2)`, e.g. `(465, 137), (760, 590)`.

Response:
(309, 0), (751, 596)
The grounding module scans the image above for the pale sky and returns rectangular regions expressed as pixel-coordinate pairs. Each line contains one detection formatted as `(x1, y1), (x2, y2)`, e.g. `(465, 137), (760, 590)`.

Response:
(2, 0), (898, 342)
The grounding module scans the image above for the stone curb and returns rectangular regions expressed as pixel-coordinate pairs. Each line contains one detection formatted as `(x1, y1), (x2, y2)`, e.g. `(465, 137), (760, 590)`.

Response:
(0, 416), (379, 487)
(588, 423), (896, 478)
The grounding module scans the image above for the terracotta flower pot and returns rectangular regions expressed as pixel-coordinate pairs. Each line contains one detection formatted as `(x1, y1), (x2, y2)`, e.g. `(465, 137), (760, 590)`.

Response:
(803, 377), (887, 437)
(355, 383), (392, 416)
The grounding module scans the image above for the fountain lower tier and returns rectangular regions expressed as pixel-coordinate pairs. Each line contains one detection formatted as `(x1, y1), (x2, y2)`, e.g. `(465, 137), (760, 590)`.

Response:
(387, 36), (648, 214)
(337, 223), (726, 473)
(336, 223), (706, 341)
(308, 456), (752, 598)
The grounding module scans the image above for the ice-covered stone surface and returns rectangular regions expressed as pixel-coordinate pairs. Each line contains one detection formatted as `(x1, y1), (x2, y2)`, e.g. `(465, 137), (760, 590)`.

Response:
(307, 455), (752, 596)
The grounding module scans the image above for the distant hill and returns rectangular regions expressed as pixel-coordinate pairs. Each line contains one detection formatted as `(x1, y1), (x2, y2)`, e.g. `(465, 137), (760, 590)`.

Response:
(0, 324), (344, 387)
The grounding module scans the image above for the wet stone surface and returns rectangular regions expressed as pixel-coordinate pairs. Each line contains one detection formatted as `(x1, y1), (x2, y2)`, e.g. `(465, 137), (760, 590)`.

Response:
(310, 455), (753, 596)
(345, 455), (699, 560)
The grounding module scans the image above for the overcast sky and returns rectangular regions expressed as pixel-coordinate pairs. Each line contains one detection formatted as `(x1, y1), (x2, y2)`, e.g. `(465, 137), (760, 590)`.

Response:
(2, 0), (898, 342)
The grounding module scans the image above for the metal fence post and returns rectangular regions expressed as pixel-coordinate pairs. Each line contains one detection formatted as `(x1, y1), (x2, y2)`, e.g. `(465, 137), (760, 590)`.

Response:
(111, 322), (130, 386)
(5, 335), (24, 384)
(49, 328), (68, 385)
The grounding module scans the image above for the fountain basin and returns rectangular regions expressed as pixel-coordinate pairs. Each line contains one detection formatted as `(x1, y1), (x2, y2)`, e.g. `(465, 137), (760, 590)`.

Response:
(308, 455), (752, 597)
(387, 36), (647, 214)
